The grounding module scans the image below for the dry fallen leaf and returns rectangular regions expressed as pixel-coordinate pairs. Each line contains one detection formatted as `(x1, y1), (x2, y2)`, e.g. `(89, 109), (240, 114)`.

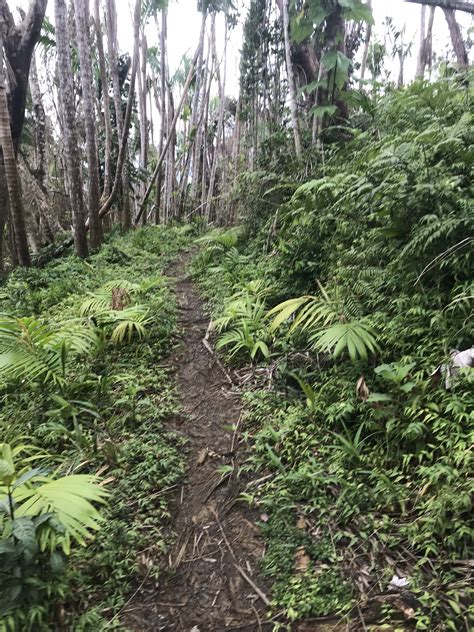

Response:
(196, 447), (208, 466)
(294, 546), (310, 574)
(356, 375), (370, 401)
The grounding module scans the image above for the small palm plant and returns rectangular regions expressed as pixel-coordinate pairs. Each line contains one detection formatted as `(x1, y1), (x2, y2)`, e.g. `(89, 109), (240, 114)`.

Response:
(213, 281), (271, 361)
(80, 280), (152, 343)
(0, 442), (108, 614)
(0, 315), (99, 385)
(268, 282), (380, 362)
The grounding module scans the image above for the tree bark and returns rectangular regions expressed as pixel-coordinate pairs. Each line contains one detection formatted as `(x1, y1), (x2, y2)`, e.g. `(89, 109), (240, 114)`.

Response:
(137, 32), (148, 224)
(74, 0), (103, 249)
(29, 54), (48, 190)
(0, 32), (30, 266)
(154, 11), (167, 223)
(0, 0), (47, 267)
(443, 8), (469, 67)
(94, 0), (113, 200)
(416, 5), (436, 78)
(205, 13), (227, 223)
(360, 0), (373, 86)
(0, 0), (48, 153)
(189, 10), (207, 206)
(106, 0), (131, 228)
(55, 0), (89, 258)
(281, 0), (302, 158)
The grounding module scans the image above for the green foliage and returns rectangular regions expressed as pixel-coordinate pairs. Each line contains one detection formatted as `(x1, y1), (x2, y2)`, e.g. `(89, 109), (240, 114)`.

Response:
(0, 226), (190, 629)
(194, 77), (474, 629)
(213, 281), (271, 362)
(0, 442), (107, 625)
(268, 283), (380, 361)
(0, 315), (99, 386)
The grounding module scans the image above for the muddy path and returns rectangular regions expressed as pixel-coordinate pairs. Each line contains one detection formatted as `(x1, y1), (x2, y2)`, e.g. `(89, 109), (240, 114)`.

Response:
(124, 250), (271, 631)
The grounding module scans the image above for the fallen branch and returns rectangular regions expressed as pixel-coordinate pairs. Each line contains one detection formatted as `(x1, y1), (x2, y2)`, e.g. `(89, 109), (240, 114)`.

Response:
(210, 506), (270, 607)
(202, 320), (234, 385)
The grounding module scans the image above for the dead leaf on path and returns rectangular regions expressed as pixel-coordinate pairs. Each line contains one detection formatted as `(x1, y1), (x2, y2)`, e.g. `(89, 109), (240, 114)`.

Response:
(196, 447), (208, 465)
(294, 546), (310, 574)
(356, 375), (370, 401)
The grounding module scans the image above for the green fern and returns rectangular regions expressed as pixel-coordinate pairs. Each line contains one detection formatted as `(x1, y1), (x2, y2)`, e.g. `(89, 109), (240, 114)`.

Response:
(0, 316), (99, 385)
(268, 283), (379, 361)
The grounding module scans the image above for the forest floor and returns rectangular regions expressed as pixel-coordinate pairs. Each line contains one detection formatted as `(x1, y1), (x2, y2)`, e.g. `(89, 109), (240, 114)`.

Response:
(123, 250), (274, 632)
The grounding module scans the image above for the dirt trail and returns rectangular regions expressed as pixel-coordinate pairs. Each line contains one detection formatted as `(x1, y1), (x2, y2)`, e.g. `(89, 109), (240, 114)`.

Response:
(125, 251), (270, 631)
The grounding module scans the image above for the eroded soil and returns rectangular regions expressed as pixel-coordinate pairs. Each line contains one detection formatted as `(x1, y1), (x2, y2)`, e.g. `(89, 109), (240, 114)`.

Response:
(124, 250), (271, 631)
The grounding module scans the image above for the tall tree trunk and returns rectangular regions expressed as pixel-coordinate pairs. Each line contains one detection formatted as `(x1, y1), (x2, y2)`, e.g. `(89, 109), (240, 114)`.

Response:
(55, 0), (89, 258)
(360, 0), (373, 86)
(205, 13), (227, 223)
(281, 0), (302, 158)
(0, 31), (30, 266)
(106, 0), (131, 228)
(74, 0), (102, 249)
(138, 32), (148, 225)
(398, 31), (405, 88)
(188, 11), (207, 207)
(443, 8), (469, 67)
(154, 11), (167, 224)
(165, 87), (175, 222)
(94, 0), (113, 200)
(29, 54), (48, 190)
(416, 5), (436, 79)
(0, 0), (47, 267)
(0, 153), (8, 268)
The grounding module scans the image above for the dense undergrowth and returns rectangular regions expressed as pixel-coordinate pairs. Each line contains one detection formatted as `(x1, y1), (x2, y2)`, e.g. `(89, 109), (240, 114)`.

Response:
(193, 77), (473, 631)
(0, 226), (191, 630)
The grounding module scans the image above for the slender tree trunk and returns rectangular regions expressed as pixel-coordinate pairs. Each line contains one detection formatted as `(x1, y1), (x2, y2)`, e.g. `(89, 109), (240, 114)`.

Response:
(188, 11), (207, 206)
(426, 7), (436, 74)
(0, 152), (8, 268)
(0, 35), (30, 266)
(416, 5), (436, 78)
(29, 54), (48, 190)
(55, 0), (88, 258)
(155, 10), (167, 223)
(281, 0), (302, 158)
(360, 0), (373, 86)
(99, 0), (140, 220)
(106, 0), (131, 228)
(74, 0), (102, 249)
(443, 8), (469, 67)
(94, 0), (113, 200)
(138, 32), (148, 225)
(205, 14), (227, 223)
(398, 32), (405, 88)
(165, 87), (175, 222)
(416, 5), (427, 78)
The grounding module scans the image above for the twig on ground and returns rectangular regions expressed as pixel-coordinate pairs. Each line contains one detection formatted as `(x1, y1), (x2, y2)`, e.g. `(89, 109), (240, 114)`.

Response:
(104, 567), (151, 628)
(202, 337), (234, 385)
(210, 506), (270, 607)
